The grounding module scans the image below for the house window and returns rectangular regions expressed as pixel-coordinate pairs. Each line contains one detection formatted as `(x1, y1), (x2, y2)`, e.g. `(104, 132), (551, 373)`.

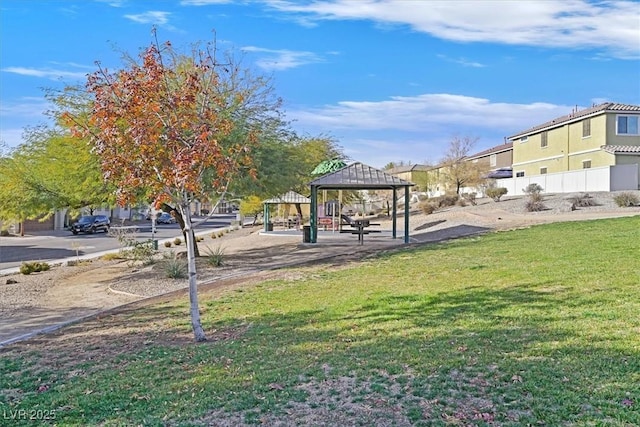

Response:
(617, 115), (639, 135)
(516, 171), (525, 177)
(520, 136), (528, 142)
(583, 160), (591, 169)
(582, 118), (591, 137)
(490, 154), (496, 167)
(540, 167), (547, 174)
(540, 132), (548, 148)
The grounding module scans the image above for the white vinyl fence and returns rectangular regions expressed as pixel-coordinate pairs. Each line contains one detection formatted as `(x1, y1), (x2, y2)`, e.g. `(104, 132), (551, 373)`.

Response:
(496, 164), (639, 196)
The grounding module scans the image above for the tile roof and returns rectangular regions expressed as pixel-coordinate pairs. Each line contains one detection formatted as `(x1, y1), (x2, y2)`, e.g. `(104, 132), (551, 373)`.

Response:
(263, 191), (311, 204)
(466, 142), (513, 160)
(310, 162), (414, 188)
(508, 102), (640, 139)
(602, 145), (640, 154)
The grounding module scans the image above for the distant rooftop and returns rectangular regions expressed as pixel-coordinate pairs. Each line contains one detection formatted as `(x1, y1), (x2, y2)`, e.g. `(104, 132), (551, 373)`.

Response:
(385, 164), (433, 174)
(508, 102), (640, 139)
(466, 142), (513, 160)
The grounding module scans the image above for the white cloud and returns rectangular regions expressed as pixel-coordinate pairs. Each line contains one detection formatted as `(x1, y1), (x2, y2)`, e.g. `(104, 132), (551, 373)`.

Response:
(286, 94), (577, 166)
(241, 46), (324, 70)
(1, 67), (88, 80)
(437, 54), (486, 68)
(124, 10), (171, 25)
(266, 0), (640, 59)
(289, 94), (570, 133)
(180, 0), (233, 5)
(0, 97), (50, 120)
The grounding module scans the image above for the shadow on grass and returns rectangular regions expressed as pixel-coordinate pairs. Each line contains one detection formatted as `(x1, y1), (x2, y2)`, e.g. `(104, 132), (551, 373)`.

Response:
(1, 279), (638, 426)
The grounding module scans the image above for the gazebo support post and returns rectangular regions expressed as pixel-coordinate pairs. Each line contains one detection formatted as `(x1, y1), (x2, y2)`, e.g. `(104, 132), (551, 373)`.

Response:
(404, 185), (410, 243)
(310, 185), (318, 243)
(263, 203), (270, 232)
(392, 187), (397, 239)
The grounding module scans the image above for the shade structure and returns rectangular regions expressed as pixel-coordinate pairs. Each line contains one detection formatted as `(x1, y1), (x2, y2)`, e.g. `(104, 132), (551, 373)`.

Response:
(308, 162), (414, 243)
(262, 191), (311, 232)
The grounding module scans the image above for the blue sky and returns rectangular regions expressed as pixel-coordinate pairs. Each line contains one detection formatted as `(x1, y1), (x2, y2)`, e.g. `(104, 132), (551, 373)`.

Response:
(1, 0), (639, 168)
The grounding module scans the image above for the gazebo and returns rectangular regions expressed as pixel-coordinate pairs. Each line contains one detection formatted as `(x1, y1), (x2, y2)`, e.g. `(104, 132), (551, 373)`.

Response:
(308, 162), (414, 243)
(262, 191), (311, 232)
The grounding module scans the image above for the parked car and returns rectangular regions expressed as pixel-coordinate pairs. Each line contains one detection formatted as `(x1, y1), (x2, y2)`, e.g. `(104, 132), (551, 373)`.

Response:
(156, 212), (177, 224)
(70, 215), (110, 234)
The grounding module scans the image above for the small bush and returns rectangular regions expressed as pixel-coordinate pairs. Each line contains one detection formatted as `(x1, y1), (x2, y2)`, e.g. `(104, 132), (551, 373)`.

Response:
(119, 240), (156, 266)
(461, 192), (477, 206)
(439, 194), (459, 207)
(419, 202), (436, 215)
(525, 192), (546, 212)
(217, 231), (225, 238)
(163, 257), (187, 279)
(613, 192), (639, 207)
(0, 229), (9, 237)
(568, 193), (597, 208)
(101, 252), (121, 261)
(164, 241), (173, 248)
(523, 183), (543, 195)
(204, 246), (225, 267)
(456, 198), (467, 207)
(19, 261), (51, 275)
(173, 237), (182, 245)
(486, 187), (508, 202)
(211, 233), (217, 239)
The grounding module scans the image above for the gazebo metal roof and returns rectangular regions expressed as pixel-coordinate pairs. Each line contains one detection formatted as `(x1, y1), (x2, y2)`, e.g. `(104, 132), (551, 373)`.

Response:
(263, 191), (311, 204)
(309, 162), (414, 189)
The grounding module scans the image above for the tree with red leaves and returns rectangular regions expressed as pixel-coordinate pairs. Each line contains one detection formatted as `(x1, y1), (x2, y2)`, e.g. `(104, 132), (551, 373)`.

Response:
(68, 34), (259, 341)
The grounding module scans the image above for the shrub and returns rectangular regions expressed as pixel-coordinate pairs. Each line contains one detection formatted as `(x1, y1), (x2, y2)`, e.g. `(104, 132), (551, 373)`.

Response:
(119, 239), (156, 265)
(211, 233), (217, 239)
(461, 192), (477, 206)
(173, 237), (182, 245)
(419, 202), (436, 215)
(204, 246), (225, 267)
(164, 241), (173, 248)
(439, 194), (459, 207)
(568, 193), (596, 208)
(0, 229), (9, 237)
(486, 187), (508, 202)
(523, 183), (543, 195)
(613, 192), (639, 207)
(217, 231), (225, 238)
(19, 261), (51, 275)
(101, 252), (121, 261)
(163, 257), (187, 279)
(525, 192), (546, 212)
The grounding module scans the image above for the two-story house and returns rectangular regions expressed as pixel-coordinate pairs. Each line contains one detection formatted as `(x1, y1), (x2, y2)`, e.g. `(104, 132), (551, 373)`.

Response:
(506, 102), (640, 193)
(465, 142), (513, 179)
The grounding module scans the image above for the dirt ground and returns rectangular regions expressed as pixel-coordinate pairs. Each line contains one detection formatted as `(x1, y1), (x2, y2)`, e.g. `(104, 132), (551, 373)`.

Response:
(1, 192), (639, 345)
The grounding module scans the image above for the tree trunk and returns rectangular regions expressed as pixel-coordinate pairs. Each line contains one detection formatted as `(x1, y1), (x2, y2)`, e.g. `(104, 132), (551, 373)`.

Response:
(165, 203), (200, 256)
(180, 204), (207, 342)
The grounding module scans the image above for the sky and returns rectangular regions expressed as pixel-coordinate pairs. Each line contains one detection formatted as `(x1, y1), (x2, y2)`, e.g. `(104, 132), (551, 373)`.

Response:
(1, 0), (639, 168)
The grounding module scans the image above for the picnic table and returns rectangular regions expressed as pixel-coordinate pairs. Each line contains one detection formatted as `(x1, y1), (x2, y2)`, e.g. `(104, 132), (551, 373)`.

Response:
(340, 219), (380, 245)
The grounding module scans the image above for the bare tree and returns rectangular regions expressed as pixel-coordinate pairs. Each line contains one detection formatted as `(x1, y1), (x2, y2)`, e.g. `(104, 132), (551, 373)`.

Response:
(440, 135), (486, 194)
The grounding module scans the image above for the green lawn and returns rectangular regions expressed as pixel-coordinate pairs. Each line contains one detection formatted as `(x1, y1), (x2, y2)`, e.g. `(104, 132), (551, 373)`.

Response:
(1, 217), (639, 426)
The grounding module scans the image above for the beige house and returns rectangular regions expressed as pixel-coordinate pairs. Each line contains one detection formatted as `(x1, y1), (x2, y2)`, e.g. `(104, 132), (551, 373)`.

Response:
(465, 142), (513, 179)
(507, 103), (640, 191)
